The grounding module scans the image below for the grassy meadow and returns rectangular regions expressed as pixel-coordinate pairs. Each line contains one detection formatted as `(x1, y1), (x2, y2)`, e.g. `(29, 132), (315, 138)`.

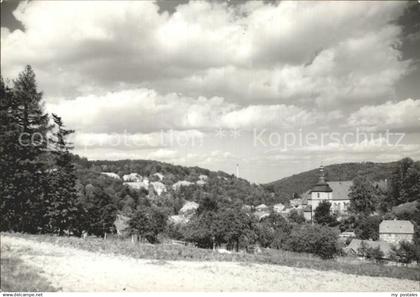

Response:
(1, 241), (57, 292)
(2, 232), (419, 282)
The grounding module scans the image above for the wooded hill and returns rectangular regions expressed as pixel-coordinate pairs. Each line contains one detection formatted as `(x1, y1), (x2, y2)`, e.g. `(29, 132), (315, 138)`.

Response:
(76, 158), (420, 206)
(72, 156), (278, 207)
(263, 161), (418, 202)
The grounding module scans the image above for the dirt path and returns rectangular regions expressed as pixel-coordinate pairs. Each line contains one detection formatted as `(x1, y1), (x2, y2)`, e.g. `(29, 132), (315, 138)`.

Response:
(2, 235), (419, 292)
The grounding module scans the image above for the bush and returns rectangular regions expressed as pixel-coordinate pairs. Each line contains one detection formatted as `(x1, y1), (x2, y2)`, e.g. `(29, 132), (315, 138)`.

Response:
(391, 241), (418, 264)
(256, 224), (274, 248)
(257, 213), (291, 248)
(270, 229), (289, 249)
(366, 247), (384, 263)
(288, 209), (305, 224)
(283, 224), (339, 259)
(165, 222), (185, 240)
(355, 215), (381, 240)
(314, 201), (338, 226)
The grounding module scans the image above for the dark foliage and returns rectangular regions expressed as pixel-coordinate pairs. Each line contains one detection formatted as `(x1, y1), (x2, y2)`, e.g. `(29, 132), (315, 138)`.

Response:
(313, 201), (338, 226)
(391, 241), (419, 264)
(283, 224), (339, 259)
(355, 215), (382, 240)
(129, 207), (167, 243)
(357, 241), (384, 263)
(349, 177), (377, 216)
(386, 158), (420, 209)
(288, 209), (306, 224)
(1, 67), (52, 232)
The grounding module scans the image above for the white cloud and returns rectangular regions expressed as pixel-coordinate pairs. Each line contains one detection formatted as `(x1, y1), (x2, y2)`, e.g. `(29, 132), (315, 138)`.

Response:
(1, 1), (410, 108)
(347, 98), (420, 132)
(72, 129), (204, 150)
(2, 0), (417, 182)
(46, 88), (317, 133)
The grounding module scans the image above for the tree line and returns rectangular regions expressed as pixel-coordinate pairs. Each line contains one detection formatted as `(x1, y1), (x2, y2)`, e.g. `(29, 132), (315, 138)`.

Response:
(1, 66), (80, 234)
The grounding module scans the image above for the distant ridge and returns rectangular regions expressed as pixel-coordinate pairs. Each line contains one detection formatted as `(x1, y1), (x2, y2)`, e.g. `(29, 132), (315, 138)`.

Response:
(264, 161), (405, 202)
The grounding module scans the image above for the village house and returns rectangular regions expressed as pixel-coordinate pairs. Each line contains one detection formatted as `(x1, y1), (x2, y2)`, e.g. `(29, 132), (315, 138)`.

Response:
(379, 220), (414, 244)
(101, 172), (121, 180)
(172, 180), (194, 191)
(344, 239), (393, 259)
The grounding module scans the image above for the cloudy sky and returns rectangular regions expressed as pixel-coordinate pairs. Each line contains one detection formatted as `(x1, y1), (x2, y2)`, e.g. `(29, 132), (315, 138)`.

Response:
(1, 0), (420, 183)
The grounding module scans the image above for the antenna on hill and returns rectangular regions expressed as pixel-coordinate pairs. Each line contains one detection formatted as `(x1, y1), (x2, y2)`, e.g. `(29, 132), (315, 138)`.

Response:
(236, 163), (239, 178)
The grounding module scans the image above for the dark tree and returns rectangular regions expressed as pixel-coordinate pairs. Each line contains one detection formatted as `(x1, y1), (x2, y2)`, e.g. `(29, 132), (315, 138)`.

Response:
(45, 114), (80, 235)
(314, 201), (338, 226)
(258, 213), (291, 248)
(391, 241), (419, 264)
(217, 208), (257, 251)
(355, 215), (381, 240)
(0, 76), (21, 230)
(184, 211), (220, 249)
(83, 185), (117, 236)
(387, 158), (420, 207)
(284, 224), (338, 259)
(349, 177), (377, 216)
(288, 209), (306, 224)
(129, 207), (167, 243)
(0, 66), (52, 232)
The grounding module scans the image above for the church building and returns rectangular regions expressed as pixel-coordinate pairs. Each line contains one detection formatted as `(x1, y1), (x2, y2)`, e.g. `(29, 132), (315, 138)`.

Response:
(305, 166), (352, 221)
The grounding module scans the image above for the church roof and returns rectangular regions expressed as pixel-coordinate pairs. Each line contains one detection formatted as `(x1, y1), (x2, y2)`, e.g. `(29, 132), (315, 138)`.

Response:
(329, 181), (352, 201)
(310, 184), (333, 193)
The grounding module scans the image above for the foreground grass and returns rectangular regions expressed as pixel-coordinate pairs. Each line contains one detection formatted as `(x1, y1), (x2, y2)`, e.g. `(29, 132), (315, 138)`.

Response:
(1, 243), (57, 292)
(3, 232), (419, 281)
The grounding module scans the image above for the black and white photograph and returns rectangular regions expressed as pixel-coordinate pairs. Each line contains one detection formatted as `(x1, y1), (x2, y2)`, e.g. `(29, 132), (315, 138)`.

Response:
(1, 0), (419, 294)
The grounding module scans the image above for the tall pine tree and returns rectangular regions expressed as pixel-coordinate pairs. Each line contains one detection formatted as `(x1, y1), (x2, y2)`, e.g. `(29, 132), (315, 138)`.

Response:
(45, 114), (81, 235)
(1, 66), (52, 232)
(0, 76), (22, 230)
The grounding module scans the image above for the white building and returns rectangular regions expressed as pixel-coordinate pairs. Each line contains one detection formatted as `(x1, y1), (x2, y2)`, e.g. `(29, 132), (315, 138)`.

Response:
(101, 172), (121, 180)
(307, 166), (352, 220)
(379, 220), (414, 244)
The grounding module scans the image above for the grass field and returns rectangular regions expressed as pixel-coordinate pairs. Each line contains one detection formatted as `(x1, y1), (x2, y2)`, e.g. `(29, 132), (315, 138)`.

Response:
(2, 232), (419, 282)
(1, 242), (57, 292)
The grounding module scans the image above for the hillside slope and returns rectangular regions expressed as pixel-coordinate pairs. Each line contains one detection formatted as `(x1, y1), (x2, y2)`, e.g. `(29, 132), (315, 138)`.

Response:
(264, 161), (402, 202)
(72, 157), (277, 210)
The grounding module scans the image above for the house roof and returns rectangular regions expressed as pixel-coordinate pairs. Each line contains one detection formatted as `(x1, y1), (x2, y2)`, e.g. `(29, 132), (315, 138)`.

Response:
(254, 210), (270, 221)
(303, 205), (312, 212)
(344, 239), (393, 258)
(329, 181), (353, 201)
(379, 220), (414, 234)
(256, 204), (269, 211)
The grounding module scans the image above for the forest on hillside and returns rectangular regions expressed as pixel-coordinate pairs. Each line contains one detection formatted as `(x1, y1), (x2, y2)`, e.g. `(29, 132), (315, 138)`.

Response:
(264, 161), (410, 201)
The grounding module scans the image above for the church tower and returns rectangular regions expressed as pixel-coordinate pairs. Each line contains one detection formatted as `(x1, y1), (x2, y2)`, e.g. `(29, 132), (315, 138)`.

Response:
(309, 165), (333, 212)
